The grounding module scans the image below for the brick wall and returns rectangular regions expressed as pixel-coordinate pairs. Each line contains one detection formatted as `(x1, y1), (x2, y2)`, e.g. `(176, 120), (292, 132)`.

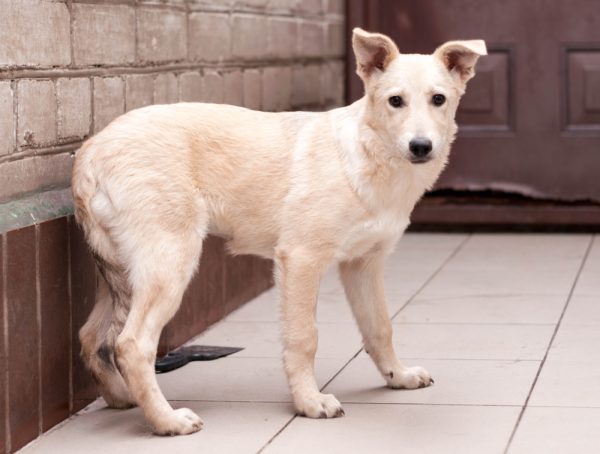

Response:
(0, 0), (346, 203)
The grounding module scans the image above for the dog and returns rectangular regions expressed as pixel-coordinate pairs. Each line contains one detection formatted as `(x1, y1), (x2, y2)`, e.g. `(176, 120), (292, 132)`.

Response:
(72, 28), (486, 435)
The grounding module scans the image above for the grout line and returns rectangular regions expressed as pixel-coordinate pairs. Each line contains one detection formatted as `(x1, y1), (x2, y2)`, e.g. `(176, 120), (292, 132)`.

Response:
(256, 415), (296, 454)
(217, 320), (557, 326)
(257, 348), (362, 454)
(211, 320), (556, 326)
(347, 356), (543, 362)
(390, 322), (557, 326)
(317, 402), (521, 408)
(502, 234), (595, 454)
(0, 143), (79, 165)
(257, 236), (471, 453)
(168, 399), (290, 404)
(170, 354), (542, 362)
(0, 57), (345, 81)
(166, 399), (523, 408)
(255, 332), (362, 453)
(527, 404), (600, 410)
(66, 0), (340, 20)
(319, 350), (362, 393)
(390, 234), (472, 321)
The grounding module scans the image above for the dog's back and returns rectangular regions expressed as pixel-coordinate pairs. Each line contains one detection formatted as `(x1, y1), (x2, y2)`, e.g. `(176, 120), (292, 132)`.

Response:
(74, 103), (324, 256)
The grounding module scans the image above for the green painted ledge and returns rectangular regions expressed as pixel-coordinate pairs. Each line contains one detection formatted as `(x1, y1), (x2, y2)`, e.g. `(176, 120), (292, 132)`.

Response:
(0, 187), (74, 234)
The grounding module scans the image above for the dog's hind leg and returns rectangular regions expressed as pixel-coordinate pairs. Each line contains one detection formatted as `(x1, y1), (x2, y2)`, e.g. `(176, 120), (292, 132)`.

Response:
(114, 221), (206, 436)
(79, 268), (134, 409)
(339, 252), (434, 389)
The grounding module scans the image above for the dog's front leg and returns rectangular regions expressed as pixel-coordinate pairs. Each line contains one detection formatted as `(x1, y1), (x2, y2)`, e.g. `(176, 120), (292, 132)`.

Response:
(276, 246), (344, 418)
(340, 253), (433, 389)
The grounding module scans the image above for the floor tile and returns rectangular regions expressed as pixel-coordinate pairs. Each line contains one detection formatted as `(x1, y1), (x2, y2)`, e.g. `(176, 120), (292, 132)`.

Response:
(382, 239), (466, 296)
(397, 294), (566, 325)
(226, 289), (279, 323)
(419, 265), (582, 298)
(324, 357), (539, 406)
(529, 359), (600, 407)
(317, 234), (465, 323)
(509, 407), (600, 454)
(191, 321), (363, 359)
(546, 324), (600, 362)
(23, 233), (596, 453)
(316, 266), (421, 321)
(158, 357), (347, 402)
(381, 260), (450, 302)
(21, 401), (292, 454)
(417, 234), (589, 298)
(394, 233), (468, 250)
(228, 233), (465, 325)
(315, 292), (356, 323)
(263, 404), (519, 454)
(463, 234), (590, 255)
(225, 281), (364, 326)
(317, 266), (345, 296)
(363, 324), (555, 360)
(316, 289), (412, 324)
(561, 295), (600, 326)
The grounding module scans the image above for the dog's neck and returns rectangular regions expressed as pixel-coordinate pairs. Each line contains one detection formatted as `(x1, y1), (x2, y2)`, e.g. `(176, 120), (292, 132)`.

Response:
(330, 97), (446, 216)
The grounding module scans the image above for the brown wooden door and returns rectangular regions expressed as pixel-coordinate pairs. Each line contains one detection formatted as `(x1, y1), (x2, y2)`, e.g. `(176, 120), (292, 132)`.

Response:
(348, 0), (600, 203)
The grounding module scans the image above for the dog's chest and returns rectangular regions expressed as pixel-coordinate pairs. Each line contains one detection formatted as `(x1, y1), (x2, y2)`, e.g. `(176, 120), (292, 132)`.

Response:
(336, 210), (408, 261)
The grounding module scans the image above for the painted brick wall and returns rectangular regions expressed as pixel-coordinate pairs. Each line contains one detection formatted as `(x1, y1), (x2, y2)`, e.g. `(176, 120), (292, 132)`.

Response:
(0, 0), (346, 203)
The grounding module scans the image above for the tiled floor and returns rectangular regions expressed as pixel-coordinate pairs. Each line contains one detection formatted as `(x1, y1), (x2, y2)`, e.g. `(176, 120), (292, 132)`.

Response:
(20, 233), (600, 454)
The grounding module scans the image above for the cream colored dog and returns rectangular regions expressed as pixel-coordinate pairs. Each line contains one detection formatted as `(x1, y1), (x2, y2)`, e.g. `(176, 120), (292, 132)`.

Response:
(72, 28), (486, 435)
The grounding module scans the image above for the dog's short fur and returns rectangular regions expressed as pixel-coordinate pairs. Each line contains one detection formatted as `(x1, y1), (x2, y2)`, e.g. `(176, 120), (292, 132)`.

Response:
(72, 29), (485, 435)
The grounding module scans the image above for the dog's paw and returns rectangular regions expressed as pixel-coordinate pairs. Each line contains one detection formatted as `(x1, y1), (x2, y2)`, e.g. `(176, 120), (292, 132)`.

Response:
(386, 366), (433, 389)
(153, 408), (204, 436)
(295, 392), (345, 419)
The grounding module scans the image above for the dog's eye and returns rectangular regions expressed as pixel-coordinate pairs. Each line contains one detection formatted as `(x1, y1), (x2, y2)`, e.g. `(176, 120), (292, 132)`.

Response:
(388, 96), (404, 108)
(432, 94), (446, 106)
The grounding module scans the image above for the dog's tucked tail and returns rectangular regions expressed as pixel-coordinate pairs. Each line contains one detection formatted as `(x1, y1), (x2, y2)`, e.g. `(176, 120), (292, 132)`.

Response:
(72, 143), (135, 408)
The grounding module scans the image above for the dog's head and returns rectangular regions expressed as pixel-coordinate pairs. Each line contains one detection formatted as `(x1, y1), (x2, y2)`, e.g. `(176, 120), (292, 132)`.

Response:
(352, 28), (486, 165)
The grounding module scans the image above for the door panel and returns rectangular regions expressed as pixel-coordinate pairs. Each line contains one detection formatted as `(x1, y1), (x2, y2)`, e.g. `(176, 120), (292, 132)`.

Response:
(566, 49), (600, 130)
(348, 0), (600, 202)
(457, 49), (512, 132)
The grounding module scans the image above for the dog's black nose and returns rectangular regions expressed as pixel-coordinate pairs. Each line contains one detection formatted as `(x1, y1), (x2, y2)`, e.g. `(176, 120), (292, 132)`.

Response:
(409, 138), (433, 158)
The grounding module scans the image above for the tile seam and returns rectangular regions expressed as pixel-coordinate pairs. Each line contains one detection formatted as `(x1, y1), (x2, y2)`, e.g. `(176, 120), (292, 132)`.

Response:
(503, 234), (596, 454)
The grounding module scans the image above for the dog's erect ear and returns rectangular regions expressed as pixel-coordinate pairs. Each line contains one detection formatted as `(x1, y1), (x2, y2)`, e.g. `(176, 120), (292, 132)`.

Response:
(434, 40), (487, 88)
(352, 28), (399, 79)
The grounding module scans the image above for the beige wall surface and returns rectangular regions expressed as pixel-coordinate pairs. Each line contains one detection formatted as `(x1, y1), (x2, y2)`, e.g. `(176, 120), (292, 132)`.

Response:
(0, 0), (346, 204)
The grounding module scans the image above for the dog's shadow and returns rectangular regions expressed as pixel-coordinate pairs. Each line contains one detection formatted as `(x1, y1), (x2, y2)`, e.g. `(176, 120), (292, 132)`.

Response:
(330, 385), (432, 404)
(91, 405), (156, 437)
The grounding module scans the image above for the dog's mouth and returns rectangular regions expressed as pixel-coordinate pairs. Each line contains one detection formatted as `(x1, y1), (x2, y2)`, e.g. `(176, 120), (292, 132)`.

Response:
(409, 156), (433, 165)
